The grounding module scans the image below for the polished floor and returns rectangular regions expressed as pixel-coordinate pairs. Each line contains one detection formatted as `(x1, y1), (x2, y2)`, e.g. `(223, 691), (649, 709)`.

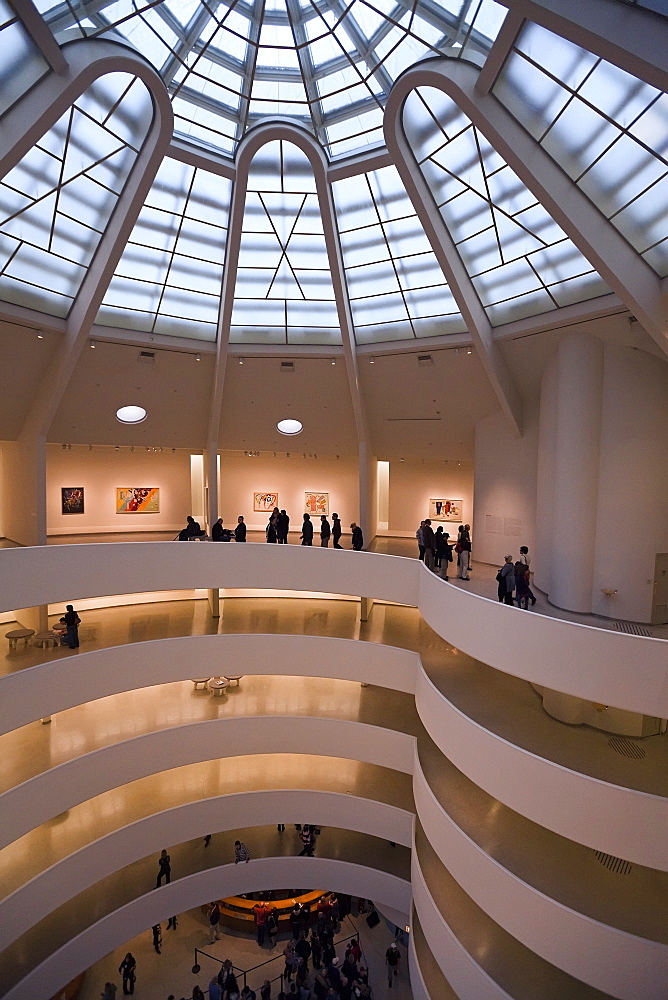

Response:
(77, 907), (414, 1000)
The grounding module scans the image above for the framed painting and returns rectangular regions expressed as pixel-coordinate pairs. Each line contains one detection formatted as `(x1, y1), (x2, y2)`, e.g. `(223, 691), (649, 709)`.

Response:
(254, 492), (278, 512)
(61, 487), (84, 515)
(305, 492), (329, 515)
(429, 498), (462, 521)
(116, 488), (160, 513)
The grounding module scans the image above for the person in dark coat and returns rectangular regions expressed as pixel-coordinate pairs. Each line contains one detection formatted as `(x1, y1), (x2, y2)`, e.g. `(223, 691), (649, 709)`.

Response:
(152, 923), (161, 954)
(63, 604), (81, 648)
(331, 513), (342, 548)
(350, 523), (363, 550)
(320, 516), (331, 546)
(301, 514), (314, 545)
(235, 516), (247, 542)
(212, 518), (228, 541)
(277, 510), (290, 543)
(118, 953), (136, 995)
(156, 849), (171, 887)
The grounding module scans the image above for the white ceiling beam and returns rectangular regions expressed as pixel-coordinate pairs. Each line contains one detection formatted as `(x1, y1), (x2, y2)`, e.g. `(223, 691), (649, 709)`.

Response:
(10, 0), (68, 73)
(474, 7), (524, 96)
(385, 81), (523, 437)
(387, 58), (668, 360)
(498, 0), (668, 92)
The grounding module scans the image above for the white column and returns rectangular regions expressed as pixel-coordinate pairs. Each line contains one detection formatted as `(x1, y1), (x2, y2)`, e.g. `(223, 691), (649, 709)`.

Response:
(534, 354), (558, 597)
(549, 334), (604, 612)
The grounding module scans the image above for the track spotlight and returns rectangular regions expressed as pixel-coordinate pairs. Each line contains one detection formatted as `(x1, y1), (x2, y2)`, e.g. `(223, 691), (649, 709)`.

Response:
(90, 340), (96, 349)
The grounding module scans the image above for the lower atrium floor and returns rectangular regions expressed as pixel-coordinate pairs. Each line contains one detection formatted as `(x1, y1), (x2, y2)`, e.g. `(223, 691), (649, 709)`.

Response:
(77, 905), (414, 1000)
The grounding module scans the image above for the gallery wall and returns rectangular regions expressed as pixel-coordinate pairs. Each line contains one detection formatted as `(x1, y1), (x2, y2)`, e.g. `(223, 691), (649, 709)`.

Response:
(46, 445), (192, 535)
(217, 451), (360, 534)
(387, 458), (474, 538)
(472, 407), (539, 567)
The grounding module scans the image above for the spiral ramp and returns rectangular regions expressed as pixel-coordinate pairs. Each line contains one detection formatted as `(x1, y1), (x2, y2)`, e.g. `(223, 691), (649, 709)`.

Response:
(1, 543), (667, 999)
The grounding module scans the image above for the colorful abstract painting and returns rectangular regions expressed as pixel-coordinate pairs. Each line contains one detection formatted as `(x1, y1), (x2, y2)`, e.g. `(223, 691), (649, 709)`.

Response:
(304, 492), (329, 515)
(116, 488), (160, 513)
(61, 487), (84, 514)
(254, 492), (278, 511)
(429, 498), (462, 521)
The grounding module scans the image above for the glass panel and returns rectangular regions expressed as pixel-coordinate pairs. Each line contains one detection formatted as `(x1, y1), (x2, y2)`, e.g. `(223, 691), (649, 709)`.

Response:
(495, 21), (668, 276)
(405, 86), (611, 325)
(0, 73), (152, 317)
(333, 164), (462, 344)
(99, 157), (232, 340)
(232, 140), (342, 345)
(35, 0), (503, 158)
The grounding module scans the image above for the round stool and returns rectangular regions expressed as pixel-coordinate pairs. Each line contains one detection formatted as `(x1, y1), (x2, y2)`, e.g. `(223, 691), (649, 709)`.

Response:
(224, 675), (243, 687)
(191, 678), (212, 690)
(208, 677), (230, 697)
(34, 631), (59, 649)
(6, 628), (35, 650)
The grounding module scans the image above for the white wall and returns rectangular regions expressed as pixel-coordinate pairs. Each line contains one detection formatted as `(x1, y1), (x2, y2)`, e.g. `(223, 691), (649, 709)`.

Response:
(217, 451), (360, 533)
(472, 406), (538, 566)
(46, 444), (192, 535)
(592, 343), (668, 621)
(536, 336), (668, 621)
(388, 458), (474, 536)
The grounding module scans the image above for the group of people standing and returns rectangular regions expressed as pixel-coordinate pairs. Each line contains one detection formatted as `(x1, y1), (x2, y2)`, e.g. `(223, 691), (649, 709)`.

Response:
(416, 521), (472, 580)
(209, 509), (364, 550)
(497, 547), (536, 608)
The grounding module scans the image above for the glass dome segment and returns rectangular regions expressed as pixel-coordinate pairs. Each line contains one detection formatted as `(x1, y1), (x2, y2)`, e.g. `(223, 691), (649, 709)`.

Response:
(403, 86), (611, 326)
(37, 0), (507, 159)
(231, 140), (342, 345)
(0, 73), (152, 317)
(99, 158), (232, 340)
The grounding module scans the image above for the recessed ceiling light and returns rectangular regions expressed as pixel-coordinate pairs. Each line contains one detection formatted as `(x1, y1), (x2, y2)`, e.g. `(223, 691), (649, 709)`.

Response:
(116, 405), (147, 424)
(277, 418), (303, 436)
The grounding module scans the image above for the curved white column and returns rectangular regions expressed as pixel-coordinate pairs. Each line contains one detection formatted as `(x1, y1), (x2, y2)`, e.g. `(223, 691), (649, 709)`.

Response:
(0, 790), (414, 953)
(415, 667), (668, 870)
(416, 563), (668, 718)
(549, 334), (604, 612)
(3, 859), (411, 1000)
(0, 717), (416, 850)
(1, 543), (667, 716)
(0, 633), (419, 736)
(414, 751), (668, 998)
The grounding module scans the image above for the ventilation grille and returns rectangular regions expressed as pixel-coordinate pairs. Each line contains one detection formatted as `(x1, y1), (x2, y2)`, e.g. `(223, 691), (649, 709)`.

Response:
(594, 852), (633, 875)
(614, 621), (652, 637)
(280, 361), (294, 373)
(608, 737), (646, 759)
(137, 350), (155, 366)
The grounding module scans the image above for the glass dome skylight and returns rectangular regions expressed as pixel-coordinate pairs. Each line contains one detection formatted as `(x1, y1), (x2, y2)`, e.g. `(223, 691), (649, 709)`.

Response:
(36, 0), (507, 159)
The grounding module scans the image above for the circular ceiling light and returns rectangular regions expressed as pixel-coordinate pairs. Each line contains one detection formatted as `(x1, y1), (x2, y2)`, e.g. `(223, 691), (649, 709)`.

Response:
(116, 405), (147, 425)
(277, 418), (303, 436)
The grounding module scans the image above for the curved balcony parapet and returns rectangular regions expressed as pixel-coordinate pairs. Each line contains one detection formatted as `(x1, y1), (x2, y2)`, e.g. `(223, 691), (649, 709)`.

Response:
(1, 543), (665, 715)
